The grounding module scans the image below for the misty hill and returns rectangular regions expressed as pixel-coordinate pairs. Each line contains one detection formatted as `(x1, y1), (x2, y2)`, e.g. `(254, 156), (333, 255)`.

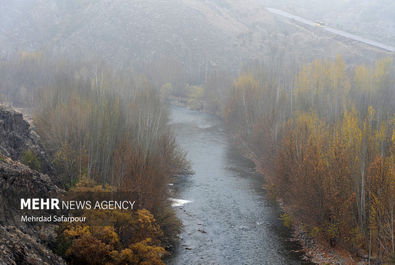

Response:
(0, 0), (390, 84)
(262, 0), (395, 47)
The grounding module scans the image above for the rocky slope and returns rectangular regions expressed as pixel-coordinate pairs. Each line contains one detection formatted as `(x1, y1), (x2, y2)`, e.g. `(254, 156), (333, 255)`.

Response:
(0, 105), (65, 264)
(0, 225), (66, 265)
(0, 104), (54, 176)
(0, 154), (66, 265)
(0, 154), (61, 226)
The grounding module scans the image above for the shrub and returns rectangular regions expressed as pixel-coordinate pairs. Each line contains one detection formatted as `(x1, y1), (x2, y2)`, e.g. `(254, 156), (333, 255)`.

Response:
(57, 179), (167, 265)
(280, 213), (292, 228)
(310, 226), (320, 237)
(21, 149), (41, 171)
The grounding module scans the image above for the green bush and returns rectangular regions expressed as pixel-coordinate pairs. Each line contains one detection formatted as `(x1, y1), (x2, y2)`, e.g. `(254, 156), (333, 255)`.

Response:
(22, 150), (41, 171)
(280, 213), (292, 228)
(310, 226), (320, 237)
(160, 83), (173, 100)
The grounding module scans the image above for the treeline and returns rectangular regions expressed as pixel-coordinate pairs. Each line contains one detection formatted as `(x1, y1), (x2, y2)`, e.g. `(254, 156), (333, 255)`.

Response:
(224, 56), (395, 263)
(0, 53), (190, 264)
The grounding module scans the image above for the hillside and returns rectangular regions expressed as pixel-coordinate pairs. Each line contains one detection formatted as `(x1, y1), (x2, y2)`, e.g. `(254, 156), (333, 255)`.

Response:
(0, 0), (390, 85)
(0, 105), (65, 265)
(261, 0), (395, 47)
(0, 104), (54, 175)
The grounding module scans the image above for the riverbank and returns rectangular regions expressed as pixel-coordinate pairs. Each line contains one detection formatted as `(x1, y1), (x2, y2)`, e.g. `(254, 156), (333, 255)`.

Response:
(168, 105), (314, 264)
(238, 139), (365, 265)
(167, 101), (364, 264)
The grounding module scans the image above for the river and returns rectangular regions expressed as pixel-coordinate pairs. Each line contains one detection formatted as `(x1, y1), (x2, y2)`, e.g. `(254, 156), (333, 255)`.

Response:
(167, 106), (314, 265)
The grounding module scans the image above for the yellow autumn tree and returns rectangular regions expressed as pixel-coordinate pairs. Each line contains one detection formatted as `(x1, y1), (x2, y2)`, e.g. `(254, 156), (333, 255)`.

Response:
(57, 179), (166, 265)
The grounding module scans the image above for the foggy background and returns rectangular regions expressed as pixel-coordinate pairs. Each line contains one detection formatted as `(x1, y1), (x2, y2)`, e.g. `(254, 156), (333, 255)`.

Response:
(1, 0), (393, 85)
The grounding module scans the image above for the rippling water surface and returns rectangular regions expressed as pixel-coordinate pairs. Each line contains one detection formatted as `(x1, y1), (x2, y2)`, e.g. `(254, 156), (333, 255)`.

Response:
(168, 106), (314, 265)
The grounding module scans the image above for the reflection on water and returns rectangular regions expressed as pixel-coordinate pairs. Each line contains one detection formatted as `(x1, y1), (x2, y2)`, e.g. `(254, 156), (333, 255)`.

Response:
(168, 105), (314, 265)
(170, 198), (193, 207)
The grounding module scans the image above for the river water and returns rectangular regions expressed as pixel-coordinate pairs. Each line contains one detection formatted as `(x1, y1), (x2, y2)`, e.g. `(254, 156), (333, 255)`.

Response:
(167, 106), (314, 265)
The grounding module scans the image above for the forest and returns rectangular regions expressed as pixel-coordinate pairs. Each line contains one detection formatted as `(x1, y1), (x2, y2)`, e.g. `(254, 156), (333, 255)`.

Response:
(222, 56), (395, 263)
(0, 52), (190, 265)
(1, 47), (394, 264)
(1, 50), (394, 264)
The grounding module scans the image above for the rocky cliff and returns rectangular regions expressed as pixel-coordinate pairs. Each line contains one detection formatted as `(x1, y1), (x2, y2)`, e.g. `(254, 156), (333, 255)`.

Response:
(0, 104), (54, 176)
(0, 105), (65, 265)
(0, 225), (66, 265)
(0, 154), (66, 265)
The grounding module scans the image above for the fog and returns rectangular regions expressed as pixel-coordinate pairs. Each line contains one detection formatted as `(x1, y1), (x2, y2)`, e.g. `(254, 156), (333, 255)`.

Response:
(0, 1), (394, 264)
(1, 0), (393, 84)
(262, 0), (395, 45)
